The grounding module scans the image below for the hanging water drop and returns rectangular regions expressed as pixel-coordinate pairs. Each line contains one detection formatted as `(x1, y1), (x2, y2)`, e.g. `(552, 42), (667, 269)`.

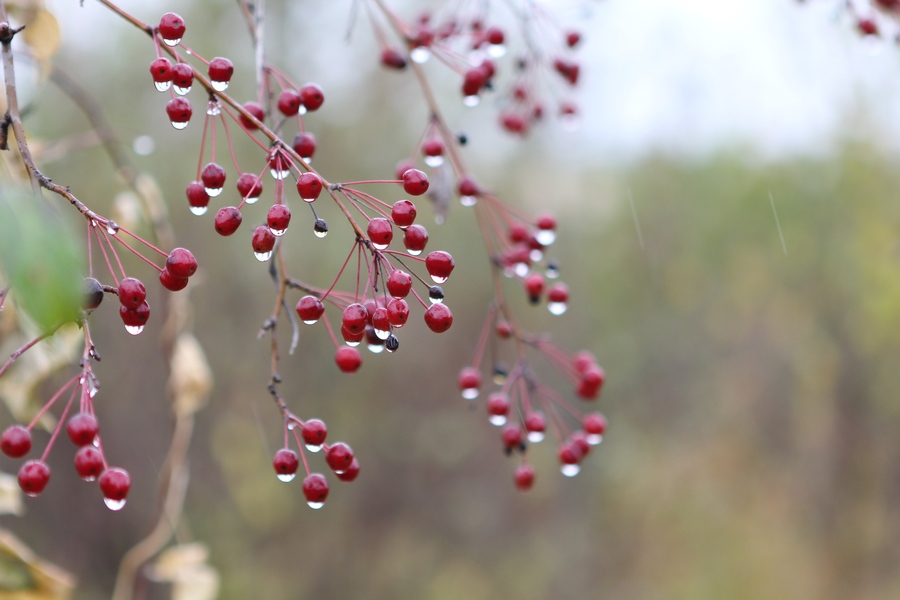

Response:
(269, 167), (290, 180)
(163, 37), (181, 47)
(171, 120), (189, 130)
(488, 44), (506, 58)
(207, 102), (221, 116)
(205, 186), (223, 198)
(429, 286), (444, 304)
(546, 261), (560, 279)
(86, 374), (100, 398)
(385, 334), (399, 353)
(489, 415), (507, 427)
(372, 241), (389, 251)
(305, 443), (322, 453)
(106, 220), (119, 235)
(254, 250), (273, 262)
(314, 219), (328, 238)
(154, 81), (171, 92)
(276, 472), (296, 483)
(586, 434), (603, 445)
(536, 230), (556, 246)
(269, 227), (286, 237)
(430, 275), (448, 284)
(374, 327), (390, 341)
(307, 501), (324, 510)
(174, 85), (192, 96)
(104, 497), (127, 511)
(345, 339), (360, 348)
(461, 388), (478, 401)
(460, 195), (477, 207)
(368, 342), (385, 354)
(125, 325), (144, 336)
(548, 302), (567, 316)
(424, 155), (444, 168)
(463, 95), (480, 107)
(560, 464), (580, 477)
(407, 248), (422, 256)
(243, 195), (260, 205)
(189, 205), (208, 216)
(410, 47), (430, 63)
(211, 80), (229, 92)
(527, 431), (545, 444)
(530, 249), (543, 263)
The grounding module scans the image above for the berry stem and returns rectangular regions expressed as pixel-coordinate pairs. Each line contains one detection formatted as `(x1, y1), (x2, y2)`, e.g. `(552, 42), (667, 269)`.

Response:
(25, 374), (80, 431)
(0, 332), (49, 379)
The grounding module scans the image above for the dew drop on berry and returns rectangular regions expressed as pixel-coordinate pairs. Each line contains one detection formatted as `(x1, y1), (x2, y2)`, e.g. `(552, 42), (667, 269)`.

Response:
(104, 497), (126, 511)
(211, 80), (229, 92)
(528, 431), (545, 443)
(368, 341), (385, 354)
(411, 47), (430, 63)
(460, 195), (477, 207)
(171, 120), (188, 131)
(106, 220), (119, 236)
(174, 85), (191, 96)
(536, 230), (556, 246)
(489, 414), (507, 427)
(254, 250), (273, 262)
(207, 101), (221, 116)
(276, 472), (295, 483)
(530, 248), (544, 263)
(314, 219), (328, 238)
(424, 155), (443, 168)
(561, 464), (580, 477)
(546, 261), (560, 279)
(488, 43), (506, 58)
(155, 81), (171, 92)
(189, 206), (207, 216)
(205, 187), (222, 198)
(125, 325), (144, 336)
(269, 166), (291, 180)
(163, 37), (181, 47)
(463, 95), (480, 108)
(548, 301), (567, 316)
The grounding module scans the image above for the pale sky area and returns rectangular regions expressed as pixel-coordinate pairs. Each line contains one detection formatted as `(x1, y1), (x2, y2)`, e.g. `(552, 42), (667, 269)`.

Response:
(48, 0), (900, 163)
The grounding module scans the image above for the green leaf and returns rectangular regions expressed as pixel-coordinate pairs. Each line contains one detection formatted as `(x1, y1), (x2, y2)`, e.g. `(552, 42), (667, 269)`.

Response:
(0, 189), (84, 333)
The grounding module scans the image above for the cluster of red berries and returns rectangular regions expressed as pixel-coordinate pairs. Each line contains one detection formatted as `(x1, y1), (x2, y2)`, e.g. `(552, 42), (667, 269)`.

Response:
(1, 377), (130, 510)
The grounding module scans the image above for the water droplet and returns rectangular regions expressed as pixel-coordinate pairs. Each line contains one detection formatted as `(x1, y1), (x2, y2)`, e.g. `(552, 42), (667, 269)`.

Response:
(269, 227), (286, 237)
(207, 102), (221, 116)
(302, 318), (319, 325)
(548, 302), (567, 316)
(430, 275), (448, 284)
(298, 106), (308, 116)
(163, 37), (181, 47)
(488, 44), (506, 58)
(305, 443), (322, 453)
(374, 327), (390, 340)
(254, 250), (273, 262)
(171, 120), (189, 130)
(86, 374), (100, 398)
(489, 415), (507, 427)
(527, 431), (545, 444)
(81, 475), (97, 482)
(104, 497), (127, 511)
(529, 249), (543, 262)
(154, 81), (171, 92)
(561, 464), (580, 477)
(205, 186), (223, 198)
(314, 229), (328, 239)
(424, 155), (444, 168)
(25, 492), (39, 498)
(269, 168), (290, 180)
(587, 433), (603, 445)
(189, 205), (208, 216)
(307, 501), (324, 509)
(346, 339), (360, 347)
(461, 388), (478, 400)
(411, 47), (430, 63)
(243, 195), (260, 205)
(211, 80), (229, 92)
(463, 95), (480, 107)
(536, 230), (556, 246)
(174, 85), (192, 96)
(407, 248), (422, 256)
(460, 195), (477, 207)
(125, 325), (144, 335)
(368, 342), (385, 354)
(372, 241), (389, 251)
(287, 422), (296, 430)
(514, 263), (530, 278)
(276, 472), (296, 482)
(106, 220), (119, 235)
(546, 263), (560, 279)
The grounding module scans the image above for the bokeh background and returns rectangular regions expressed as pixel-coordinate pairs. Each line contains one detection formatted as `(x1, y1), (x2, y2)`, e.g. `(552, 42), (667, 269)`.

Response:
(3, 0), (900, 598)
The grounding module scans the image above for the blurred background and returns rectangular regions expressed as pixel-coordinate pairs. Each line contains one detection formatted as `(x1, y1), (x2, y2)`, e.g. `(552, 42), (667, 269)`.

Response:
(3, 0), (900, 598)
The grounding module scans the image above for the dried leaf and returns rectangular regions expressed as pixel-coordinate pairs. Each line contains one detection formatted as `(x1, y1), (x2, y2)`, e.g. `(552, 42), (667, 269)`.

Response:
(20, 9), (60, 70)
(148, 543), (219, 600)
(0, 528), (74, 599)
(0, 473), (23, 516)
(169, 334), (212, 418)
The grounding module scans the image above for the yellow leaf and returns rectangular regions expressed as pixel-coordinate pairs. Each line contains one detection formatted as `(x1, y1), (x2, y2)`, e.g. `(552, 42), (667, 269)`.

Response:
(20, 9), (60, 70)
(0, 528), (74, 599)
(169, 334), (212, 418)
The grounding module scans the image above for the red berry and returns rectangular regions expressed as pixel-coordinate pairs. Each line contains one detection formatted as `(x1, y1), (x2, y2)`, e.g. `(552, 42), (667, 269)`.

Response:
(570, 431), (591, 458)
(547, 283), (569, 303)
(158, 12), (185, 44)
(458, 367), (481, 399)
(386, 298), (409, 327)
(391, 200), (417, 229)
(502, 424), (524, 450)
(292, 132), (317, 160)
(208, 57), (234, 88)
(485, 26), (505, 45)
(149, 57), (173, 85)
(509, 223), (529, 243)
(395, 160), (416, 180)
(336, 458), (360, 482)
(402, 224), (429, 254)
(495, 320), (513, 338)
(166, 247), (197, 278)
(273, 449), (299, 479)
(553, 58), (580, 85)
(118, 277), (146, 309)
(119, 301), (150, 333)
(214, 206), (243, 236)
(186, 181), (209, 214)
(524, 412), (546, 441)
(166, 97), (192, 128)
(296, 172), (323, 201)
(66, 413), (99, 446)
(335, 346), (362, 373)
(325, 442), (354, 473)
(402, 169), (429, 196)
(342, 303), (369, 335)
(99, 467), (131, 507)
(458, 176), (479, 198)
(301, 419), (327, 448)
(367, 218), (393, 249)
(251, 225), (276, 256)
(462, 66), (490, 96)
(267, 204), (291, 235)
(18, 460), (50, 496)
(236, 172), (264, 199)
(424, 303), (453, 333)
(583, 412), (607, 441)
(565, 30), (582, 48)
(514, 464), (535, 491)
(425, 250), (455, 283)
(300, 83), (325, 111)
(558, 441), (582, 466)
(386, 270), (412, 298)
(500, 112), (528, 135)
(277, 89), (303, 117)
(422, 138), (444, 158)
(371, 306), (390, 333)
(172, 63), (193, 91)
(381, 47), (407, 69)
(240, 101), (265, 130)
(858, 18), (879, 36)
(487, 392), (510, 424)
(302, 473), (329, 507)
(74, 446), (104, 480)
(573, 351), (596, 374)
(524, 273), (545, 302)
(201, 162), (226, 194)
(159, 268), (189, 292)
(296, 295), (325, 324)
(1, 425), (31, 458)
(577, 366), (605, 400)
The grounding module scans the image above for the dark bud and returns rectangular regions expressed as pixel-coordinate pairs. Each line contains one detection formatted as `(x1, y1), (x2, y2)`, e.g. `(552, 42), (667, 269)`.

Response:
(457, 133), (468, 146)
(83, 278), (104, 310)
(314, 218), (328, 235)
(385, 334), (400, 353)
(428, 285), (444, 302)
